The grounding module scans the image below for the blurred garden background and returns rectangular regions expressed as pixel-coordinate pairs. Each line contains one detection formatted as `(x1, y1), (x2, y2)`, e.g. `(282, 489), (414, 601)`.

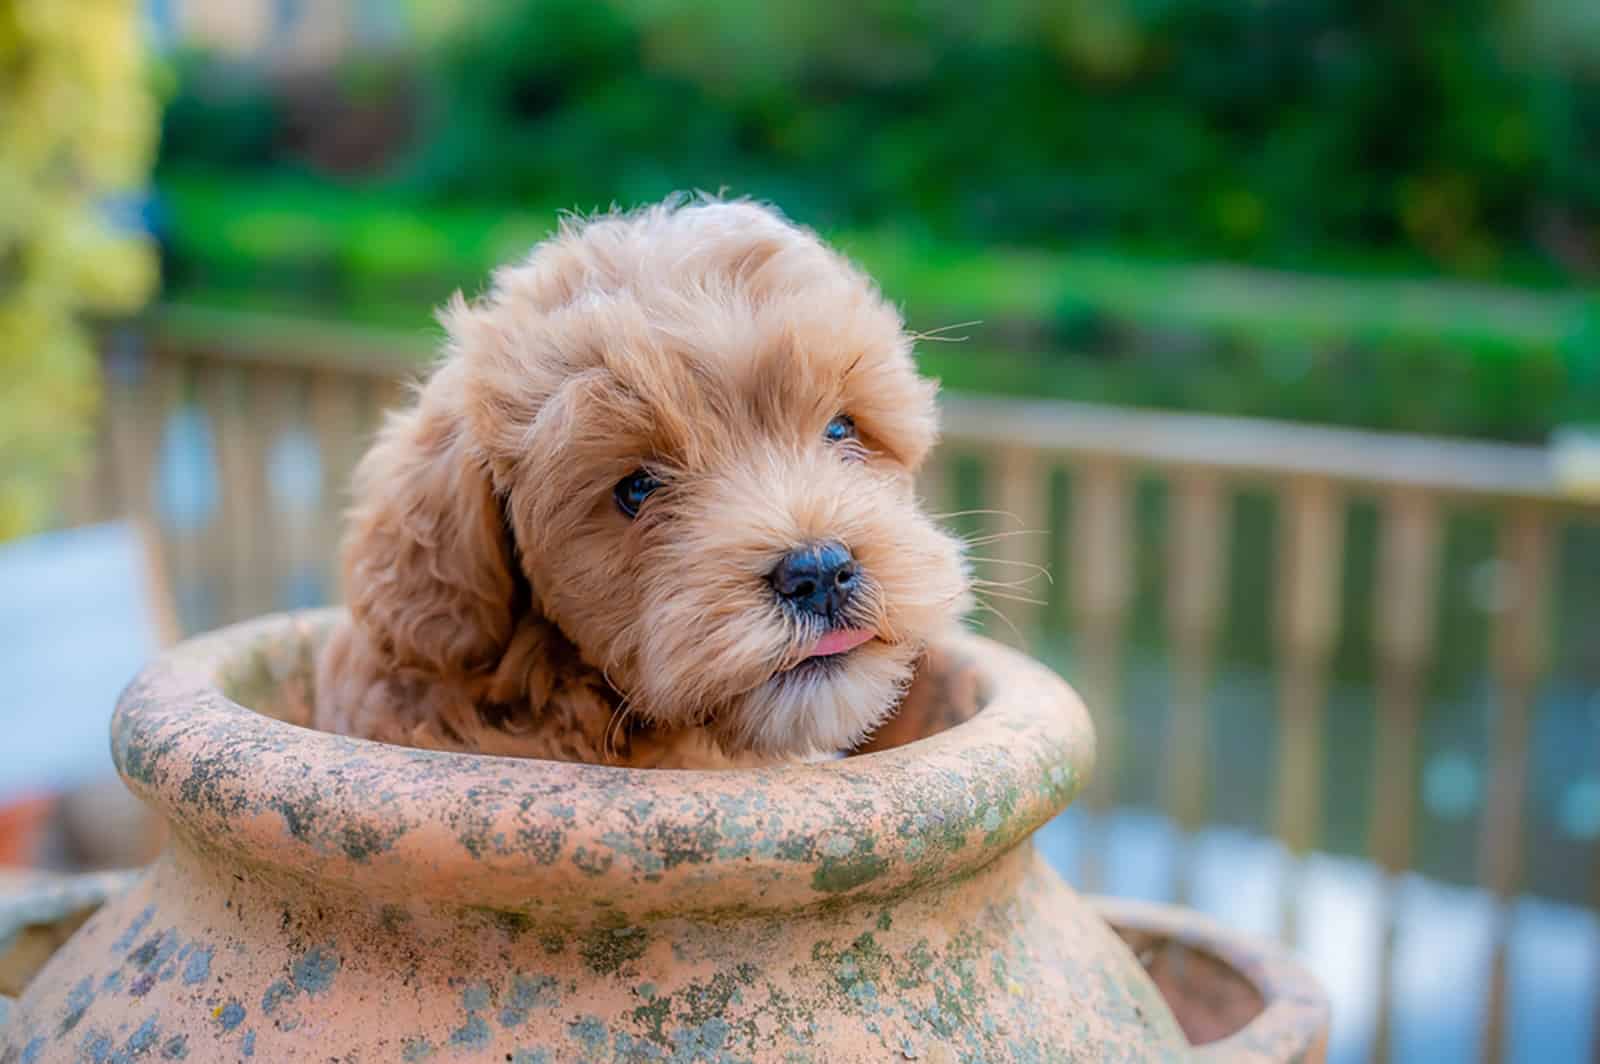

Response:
(4, 2), (1600, 1062)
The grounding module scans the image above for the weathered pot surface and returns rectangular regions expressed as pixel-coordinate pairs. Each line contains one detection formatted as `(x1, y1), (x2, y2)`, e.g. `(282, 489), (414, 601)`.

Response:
(1, 609), (1327, 1062)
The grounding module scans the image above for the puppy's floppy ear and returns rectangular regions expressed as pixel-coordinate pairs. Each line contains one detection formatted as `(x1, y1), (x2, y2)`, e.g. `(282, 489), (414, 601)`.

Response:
(341, 359), (517, 677)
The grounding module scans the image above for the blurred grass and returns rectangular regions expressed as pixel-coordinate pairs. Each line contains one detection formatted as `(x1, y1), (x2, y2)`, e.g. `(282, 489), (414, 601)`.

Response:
(157, 170), (1600, 440)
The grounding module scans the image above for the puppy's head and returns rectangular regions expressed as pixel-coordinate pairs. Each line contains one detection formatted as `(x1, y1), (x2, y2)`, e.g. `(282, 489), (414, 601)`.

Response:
(344, 197), (969, 759)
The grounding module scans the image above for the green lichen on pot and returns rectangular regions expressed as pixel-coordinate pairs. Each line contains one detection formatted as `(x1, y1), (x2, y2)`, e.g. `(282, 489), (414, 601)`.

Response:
(0, 609), (1324, 1062)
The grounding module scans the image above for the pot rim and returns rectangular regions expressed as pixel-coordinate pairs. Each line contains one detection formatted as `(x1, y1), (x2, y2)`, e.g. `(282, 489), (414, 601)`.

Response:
(111, 609), (1094, 918)
(1092, 896), (1330, 1063)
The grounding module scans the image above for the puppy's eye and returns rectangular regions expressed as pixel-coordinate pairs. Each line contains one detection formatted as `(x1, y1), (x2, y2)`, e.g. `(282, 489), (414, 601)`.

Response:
(614, 469), (663, 518)
(824, 414), (857, 443)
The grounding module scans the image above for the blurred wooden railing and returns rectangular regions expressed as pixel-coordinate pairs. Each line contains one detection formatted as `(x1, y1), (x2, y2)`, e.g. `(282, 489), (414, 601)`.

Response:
(930, 398), (1591, 1064)
(60, 326), (1598, 1063)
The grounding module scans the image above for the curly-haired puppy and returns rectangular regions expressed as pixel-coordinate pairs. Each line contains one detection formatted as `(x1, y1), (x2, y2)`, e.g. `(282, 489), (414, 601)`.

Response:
(313, 197), (971, 768)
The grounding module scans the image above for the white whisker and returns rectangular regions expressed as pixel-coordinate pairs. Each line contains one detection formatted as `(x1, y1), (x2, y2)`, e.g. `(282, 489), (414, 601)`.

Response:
(971, 574), (1051, 594)
(961, 529), (1050, 547)
(908, 320), (982, 343)
(972, 588), (1048, 608)
(933, 508), (1025, 526)
(969, 602), (1027, 646)
(967, 558), (1054, 583)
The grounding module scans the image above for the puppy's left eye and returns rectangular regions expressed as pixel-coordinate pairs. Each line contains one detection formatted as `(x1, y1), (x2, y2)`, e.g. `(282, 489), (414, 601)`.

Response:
(614, 469), (663, 518)
(824, 414), (857, 443)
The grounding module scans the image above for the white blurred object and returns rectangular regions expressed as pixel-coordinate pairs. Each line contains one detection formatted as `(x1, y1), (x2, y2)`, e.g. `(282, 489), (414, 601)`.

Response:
(0, 521), (174, 867)
(1552, 426), (1600, 501)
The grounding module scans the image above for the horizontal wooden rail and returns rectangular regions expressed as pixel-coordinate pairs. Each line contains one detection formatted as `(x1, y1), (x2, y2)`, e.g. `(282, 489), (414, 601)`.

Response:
(939, 395), (1564, 504)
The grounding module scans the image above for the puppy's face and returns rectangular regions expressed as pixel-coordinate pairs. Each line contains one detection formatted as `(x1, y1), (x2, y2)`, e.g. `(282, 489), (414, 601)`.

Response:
(454, 201), (969, 757)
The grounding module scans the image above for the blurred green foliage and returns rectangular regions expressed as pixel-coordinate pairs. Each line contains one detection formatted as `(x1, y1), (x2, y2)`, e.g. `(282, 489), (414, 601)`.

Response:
(393, 0), (1600, 276)
(153, 0), (1600, 439)
(159, 172), (1600, 441)
(159, 49), (283, 171)
(0, 3), (159, 540)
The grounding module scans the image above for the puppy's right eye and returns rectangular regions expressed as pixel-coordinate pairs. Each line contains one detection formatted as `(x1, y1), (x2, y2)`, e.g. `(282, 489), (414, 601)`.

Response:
(614, 469), (663, 518)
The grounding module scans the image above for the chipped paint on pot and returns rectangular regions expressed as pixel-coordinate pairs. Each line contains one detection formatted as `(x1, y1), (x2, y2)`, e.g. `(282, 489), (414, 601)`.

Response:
(0, 609), (1326, 1062)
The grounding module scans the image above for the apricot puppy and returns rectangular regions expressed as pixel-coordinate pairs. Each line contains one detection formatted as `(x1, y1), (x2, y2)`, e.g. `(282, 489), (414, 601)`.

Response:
(315, 197), (970, 767)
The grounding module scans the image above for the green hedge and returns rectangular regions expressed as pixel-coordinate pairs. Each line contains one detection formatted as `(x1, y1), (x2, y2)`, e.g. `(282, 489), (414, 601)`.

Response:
(157, 173), (1598, 442)
(386, 0), (1600, 278)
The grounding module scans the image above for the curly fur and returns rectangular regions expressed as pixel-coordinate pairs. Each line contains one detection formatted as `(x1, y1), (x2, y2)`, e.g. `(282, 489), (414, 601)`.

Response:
(314, 196), (971, 767)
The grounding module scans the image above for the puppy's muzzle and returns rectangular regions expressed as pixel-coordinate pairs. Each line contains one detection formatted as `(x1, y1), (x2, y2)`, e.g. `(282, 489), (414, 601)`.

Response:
(769, 540), (859, 619)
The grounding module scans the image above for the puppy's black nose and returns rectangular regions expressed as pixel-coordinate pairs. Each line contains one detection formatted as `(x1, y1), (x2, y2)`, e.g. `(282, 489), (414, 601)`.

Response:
(770, 541), (859, 617)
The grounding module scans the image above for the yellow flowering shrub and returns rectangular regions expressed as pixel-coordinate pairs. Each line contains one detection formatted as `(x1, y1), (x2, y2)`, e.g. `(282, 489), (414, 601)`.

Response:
(0, 2), (159, 539)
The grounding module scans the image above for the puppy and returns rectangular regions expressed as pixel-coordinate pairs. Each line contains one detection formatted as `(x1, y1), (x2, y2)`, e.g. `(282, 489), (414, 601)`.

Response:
(314, 197), (971, 768)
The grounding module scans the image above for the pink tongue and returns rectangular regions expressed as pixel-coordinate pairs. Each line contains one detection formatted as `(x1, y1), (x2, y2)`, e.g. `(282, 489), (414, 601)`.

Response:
(808, 629), (876, 658)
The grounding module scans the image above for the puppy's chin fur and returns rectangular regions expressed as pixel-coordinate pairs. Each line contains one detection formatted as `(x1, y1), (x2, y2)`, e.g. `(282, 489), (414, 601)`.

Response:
(313, 194), (970, 768)
(718, 638), (924, 759)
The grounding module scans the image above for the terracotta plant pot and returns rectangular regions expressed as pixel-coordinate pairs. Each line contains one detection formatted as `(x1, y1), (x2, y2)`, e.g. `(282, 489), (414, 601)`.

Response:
(1, 610), (1326, 1062)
